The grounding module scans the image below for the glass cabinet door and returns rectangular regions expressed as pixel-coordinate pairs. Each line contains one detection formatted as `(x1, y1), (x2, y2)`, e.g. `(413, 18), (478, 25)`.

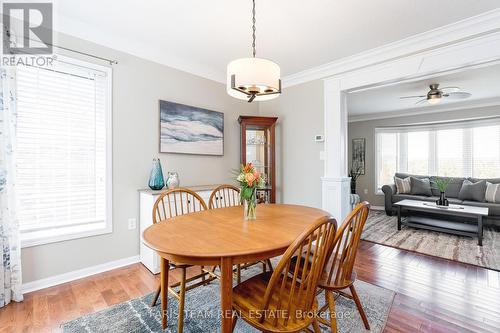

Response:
(238, 116), (278, 203)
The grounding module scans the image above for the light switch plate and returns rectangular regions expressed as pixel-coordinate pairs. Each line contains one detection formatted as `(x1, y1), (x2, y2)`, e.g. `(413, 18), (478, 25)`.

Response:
(128, 218), (137, 230)
(319, 151), (325, 160)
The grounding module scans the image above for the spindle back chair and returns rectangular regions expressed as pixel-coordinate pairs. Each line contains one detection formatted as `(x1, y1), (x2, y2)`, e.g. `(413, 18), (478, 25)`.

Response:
(231, 216), (337, 332)
(319, 201), (371, 332)
(150, 188), (212, 333)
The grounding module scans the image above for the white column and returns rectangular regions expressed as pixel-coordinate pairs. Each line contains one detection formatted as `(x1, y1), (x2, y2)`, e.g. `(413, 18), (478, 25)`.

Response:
(322, 78), (351, 222)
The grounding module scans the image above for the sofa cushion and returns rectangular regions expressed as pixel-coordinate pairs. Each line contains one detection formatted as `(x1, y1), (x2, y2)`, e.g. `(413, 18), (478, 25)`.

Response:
(462, 201), (500, 216)
(393, 194), (437, 203)
(394, 176), (411, 194)
(410, 177), (432, 196)
(395, 173), (427, 180)
(430, 176), (464, 198)
(458, 179), (487, 202)
(470, 177), (500, 184)
(485, 182), (500, 203)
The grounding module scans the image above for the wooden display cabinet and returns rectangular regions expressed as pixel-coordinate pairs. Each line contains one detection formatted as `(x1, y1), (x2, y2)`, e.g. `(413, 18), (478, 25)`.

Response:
(238, 116), (278, 203)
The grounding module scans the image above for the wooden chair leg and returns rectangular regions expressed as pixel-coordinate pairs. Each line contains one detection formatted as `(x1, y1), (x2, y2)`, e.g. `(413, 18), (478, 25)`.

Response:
(177, 268), (187, 333)
(266, 259), (274, 272)
(201, 265), (205, 282)
(325, 290), (338, 333)
(262, 261), (267, 272)
(231, 314), (238, 332)
(151, 285), (161, 307)
(350, 285), (370, 330)
(236, 264), (241, 284)
(312, 319), (321, 333)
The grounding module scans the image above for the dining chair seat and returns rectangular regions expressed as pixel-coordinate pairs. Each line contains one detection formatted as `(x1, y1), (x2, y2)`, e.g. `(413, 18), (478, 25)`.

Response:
(318, 260), (357, 290)
(232, 271), (318, 333)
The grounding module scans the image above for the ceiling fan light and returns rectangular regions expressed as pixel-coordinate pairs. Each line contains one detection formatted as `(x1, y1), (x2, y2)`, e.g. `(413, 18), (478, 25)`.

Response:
(427, 96), (441, 104)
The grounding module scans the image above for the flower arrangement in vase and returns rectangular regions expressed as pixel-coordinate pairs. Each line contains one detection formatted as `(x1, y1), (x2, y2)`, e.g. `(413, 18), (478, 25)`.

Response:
(236, 163), (265, 220)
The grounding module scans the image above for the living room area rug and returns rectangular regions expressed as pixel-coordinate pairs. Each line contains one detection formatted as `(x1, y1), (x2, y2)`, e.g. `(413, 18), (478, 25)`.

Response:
(362, 210), (500, 271)
(62, 265), (394, 333)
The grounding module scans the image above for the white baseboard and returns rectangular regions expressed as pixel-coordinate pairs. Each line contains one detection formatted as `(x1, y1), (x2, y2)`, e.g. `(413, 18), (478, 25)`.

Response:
(22, 255), (140, 294)
(370, 205), (385, 211)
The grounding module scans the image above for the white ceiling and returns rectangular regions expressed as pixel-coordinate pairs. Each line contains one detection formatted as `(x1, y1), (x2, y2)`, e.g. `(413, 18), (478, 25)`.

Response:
(346, 63), (500, 118)
(55, 0), (500, 83)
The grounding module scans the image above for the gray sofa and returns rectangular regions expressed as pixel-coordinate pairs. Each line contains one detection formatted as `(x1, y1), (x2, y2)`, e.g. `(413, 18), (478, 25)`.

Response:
(382, 173), (500, 225)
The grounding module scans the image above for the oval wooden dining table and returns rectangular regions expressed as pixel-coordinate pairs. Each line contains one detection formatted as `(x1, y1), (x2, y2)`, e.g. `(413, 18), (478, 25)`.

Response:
(142, 203), (330, 332)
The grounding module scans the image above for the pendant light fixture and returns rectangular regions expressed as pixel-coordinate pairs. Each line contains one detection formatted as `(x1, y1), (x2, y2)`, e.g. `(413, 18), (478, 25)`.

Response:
(227, 0), (281, 103)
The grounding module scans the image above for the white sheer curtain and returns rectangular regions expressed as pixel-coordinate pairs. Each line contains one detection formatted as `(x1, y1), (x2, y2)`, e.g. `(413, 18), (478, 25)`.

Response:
(0, 66), (23, 307)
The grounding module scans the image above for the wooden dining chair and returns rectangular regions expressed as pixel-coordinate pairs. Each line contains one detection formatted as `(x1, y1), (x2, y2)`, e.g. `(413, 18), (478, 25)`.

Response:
(231, 216), (337, 333)
(317, 201), (371, 332)
(208, 184), (274, 284)
(208, 184), (241, 209)
(150, 188), (215, 333)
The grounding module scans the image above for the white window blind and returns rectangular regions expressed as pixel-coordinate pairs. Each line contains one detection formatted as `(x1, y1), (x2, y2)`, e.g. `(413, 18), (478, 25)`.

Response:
(375, 118), (500, 192)
(16, 56), (112, 246)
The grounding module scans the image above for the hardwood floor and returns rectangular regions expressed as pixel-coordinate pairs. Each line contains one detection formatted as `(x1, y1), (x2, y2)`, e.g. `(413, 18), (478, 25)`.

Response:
(1, 241), (499, 332)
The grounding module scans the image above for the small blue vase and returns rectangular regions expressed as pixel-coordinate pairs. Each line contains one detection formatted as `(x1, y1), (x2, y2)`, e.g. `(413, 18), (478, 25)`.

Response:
(148, 158), (165, 190)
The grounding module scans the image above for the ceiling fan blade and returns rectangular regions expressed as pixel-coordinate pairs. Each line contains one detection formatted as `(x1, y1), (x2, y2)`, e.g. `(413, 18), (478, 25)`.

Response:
(445, 91), (471, 99)
(415, 98), (428, 105)
(400, 95), (426, 99)
(439, 86), (460, 91)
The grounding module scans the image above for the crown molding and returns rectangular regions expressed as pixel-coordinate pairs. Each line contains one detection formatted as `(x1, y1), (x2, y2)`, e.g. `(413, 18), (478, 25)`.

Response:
(283, 8), (500, 88)
(348, 97), (500, 123)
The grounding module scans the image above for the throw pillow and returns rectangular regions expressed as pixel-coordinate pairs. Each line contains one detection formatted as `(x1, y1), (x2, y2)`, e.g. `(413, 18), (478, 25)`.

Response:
(485, 182), (500, 203)
(458, 179), (487, 202)
(410, 177), (432, 196)
(394, 176), (411, 194)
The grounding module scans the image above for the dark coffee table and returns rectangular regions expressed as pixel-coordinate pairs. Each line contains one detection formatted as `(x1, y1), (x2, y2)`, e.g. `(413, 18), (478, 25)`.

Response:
(394, 199), (489, 246)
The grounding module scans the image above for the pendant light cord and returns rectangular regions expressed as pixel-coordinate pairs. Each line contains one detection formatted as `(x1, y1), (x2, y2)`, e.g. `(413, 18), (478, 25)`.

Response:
(252, 0), (256, 57)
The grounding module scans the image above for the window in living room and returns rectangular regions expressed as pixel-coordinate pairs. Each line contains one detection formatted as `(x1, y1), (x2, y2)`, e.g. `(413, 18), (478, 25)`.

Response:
(375, 119), (500, 191)
(407, 131), (429, 175)
(16, 56), (112, 247)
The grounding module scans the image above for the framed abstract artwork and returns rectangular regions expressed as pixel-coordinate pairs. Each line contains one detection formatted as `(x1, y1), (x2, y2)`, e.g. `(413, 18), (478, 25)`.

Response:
(352, 138), (366, 175)
(159, 100), (224, 155)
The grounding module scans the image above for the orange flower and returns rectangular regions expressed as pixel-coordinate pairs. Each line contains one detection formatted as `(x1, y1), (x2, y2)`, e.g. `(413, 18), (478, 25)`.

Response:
(253, 170), (260, 182)
(243, 163), (253, 173)
(245, 172), (255, 186)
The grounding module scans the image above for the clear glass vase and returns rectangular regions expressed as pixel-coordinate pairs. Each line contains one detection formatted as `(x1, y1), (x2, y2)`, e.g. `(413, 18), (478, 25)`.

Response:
(243, 188), (257, 220)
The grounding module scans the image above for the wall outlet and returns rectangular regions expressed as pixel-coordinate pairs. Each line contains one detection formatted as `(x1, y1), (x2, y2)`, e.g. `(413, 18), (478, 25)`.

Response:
(364, 189), (368, 194)
(128, 218), (137, 230)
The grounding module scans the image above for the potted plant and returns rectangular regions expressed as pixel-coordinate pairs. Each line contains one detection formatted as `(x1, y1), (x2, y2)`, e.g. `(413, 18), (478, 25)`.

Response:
(434, 178), (450, 206)
(236, 163), (265, 220)
(349, 166), (363, 194)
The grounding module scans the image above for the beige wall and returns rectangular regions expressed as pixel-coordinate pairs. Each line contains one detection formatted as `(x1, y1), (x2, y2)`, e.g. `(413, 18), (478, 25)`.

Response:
(258, 80), (324, 208)
(348, 106), (500, 206)
(21, 33), (258, 283)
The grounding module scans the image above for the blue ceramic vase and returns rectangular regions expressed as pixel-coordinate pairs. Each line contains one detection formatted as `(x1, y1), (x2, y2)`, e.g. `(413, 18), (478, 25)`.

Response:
(148, 158), (165, 190)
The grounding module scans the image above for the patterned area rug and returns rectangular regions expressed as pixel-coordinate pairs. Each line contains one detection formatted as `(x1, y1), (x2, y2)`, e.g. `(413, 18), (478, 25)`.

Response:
(62, 265), (394, 333)
(363, 210), (500, 271)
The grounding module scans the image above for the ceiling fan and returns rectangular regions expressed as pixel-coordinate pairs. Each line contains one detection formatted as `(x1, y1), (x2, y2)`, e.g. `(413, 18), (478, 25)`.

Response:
(400, 83), (472, 105)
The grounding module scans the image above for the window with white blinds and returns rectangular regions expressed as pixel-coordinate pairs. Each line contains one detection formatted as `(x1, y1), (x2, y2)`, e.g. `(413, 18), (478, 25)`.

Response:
(16, 56), (112, 247)
(375, 118), (500, 192)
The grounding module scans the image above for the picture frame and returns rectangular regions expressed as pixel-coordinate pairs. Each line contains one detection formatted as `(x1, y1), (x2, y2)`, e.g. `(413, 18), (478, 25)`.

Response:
(352, 138), (366, 175)
(159, 100), (224, 156)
